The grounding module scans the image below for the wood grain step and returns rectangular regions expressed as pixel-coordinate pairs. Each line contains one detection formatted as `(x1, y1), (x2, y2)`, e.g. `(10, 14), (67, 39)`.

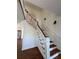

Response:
(49, 47), (57, 51)
(50, 48), (60, 56)
(54, 54), (61, 59)
(50, 44), (56, 48)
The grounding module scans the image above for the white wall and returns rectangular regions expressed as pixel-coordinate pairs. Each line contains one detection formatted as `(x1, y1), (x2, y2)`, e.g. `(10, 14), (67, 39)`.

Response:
(22, 20), (37, 50)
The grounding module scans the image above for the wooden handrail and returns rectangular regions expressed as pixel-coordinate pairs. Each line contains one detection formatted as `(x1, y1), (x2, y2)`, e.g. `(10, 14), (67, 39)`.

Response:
(26, 13), (48, 37)
(19, 0), (48, 37)
(37, 22), (48, 37)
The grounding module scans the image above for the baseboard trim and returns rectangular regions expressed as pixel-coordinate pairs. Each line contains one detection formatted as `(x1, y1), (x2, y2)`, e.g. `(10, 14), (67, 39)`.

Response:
(22, 47), (37, 51)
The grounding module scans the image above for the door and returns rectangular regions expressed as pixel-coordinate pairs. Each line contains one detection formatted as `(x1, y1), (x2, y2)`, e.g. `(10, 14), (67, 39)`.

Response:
(17, 30), (21, 39)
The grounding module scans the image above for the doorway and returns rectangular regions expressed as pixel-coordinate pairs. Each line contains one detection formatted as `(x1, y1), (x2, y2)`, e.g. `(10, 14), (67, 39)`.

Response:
(17, 30), (22, 59)
(17, 30), (22, 50)
(17, 30), (21, 40)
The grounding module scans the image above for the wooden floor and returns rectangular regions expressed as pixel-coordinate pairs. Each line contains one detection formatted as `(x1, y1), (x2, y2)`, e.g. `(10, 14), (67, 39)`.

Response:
(17, 39), (44, 59)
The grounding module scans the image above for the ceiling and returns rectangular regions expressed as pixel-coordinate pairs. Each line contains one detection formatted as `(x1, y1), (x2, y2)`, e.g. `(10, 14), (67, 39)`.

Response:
(24, 0), (61, 16)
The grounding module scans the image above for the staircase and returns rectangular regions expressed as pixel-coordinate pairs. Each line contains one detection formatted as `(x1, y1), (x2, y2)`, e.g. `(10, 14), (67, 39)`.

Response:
(37, 23), (61, 59)
(19, 0), (61, 59)
(49, 40), (61, 59)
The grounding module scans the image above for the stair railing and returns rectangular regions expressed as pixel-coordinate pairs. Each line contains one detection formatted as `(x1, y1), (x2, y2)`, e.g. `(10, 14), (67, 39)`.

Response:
(19, 0), (53, 59)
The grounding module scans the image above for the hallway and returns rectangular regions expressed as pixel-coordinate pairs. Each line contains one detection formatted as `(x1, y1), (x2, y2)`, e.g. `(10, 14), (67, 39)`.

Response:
(17, 39), (44, 59)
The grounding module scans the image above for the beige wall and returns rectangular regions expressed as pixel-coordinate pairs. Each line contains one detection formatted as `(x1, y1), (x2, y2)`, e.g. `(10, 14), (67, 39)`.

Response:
(24, 0), (61, 16)
(17, 0), (24, 23)
(25, 3), (61, 49)
(41, 11), (61, 49)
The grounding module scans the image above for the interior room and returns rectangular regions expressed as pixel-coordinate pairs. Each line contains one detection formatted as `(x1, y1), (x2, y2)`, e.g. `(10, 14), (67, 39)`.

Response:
(17, 0), (61, 59)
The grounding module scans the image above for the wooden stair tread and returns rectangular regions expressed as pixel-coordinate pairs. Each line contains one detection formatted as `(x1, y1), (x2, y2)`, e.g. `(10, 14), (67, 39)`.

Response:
(50, 48), (60, 56)
(54, 54), (61, 59)
(50, 44), (56, 48)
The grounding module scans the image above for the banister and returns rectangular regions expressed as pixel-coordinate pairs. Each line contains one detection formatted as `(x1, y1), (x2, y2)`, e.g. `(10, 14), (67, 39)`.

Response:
(37, 22), (48, 37)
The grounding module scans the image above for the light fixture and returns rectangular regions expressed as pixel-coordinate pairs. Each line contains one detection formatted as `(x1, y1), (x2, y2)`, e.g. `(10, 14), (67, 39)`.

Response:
(25, 9), (28, 13)
(44, 18), (46, 21)
(53, 20), (56, 24)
